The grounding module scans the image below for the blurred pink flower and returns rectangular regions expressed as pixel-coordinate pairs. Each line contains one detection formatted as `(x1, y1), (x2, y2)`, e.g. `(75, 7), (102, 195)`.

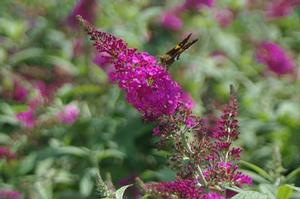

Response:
(181, 92), (195, 110)
(265, 0), (293, 18)
(66, 0), (97, 28)
(214, 9), (234, 27)
(0, 147), (16, 161)
(58, 104), (80, 125)
(16, 108), (35, 128)
(256, 41), (294, 75)
(0, 190), (22, 199)
(203, 192), (225, 199)
(13, 80), (28, 102)
(160, 11), (183, 31)
(183, 0), (215, 10)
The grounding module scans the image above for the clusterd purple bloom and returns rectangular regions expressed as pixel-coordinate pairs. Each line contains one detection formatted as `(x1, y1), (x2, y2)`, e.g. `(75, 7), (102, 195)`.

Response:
(16, 108), (35, 128)
(256, 41), (294, 75)
(67, 0), (96, 28)
(0, 190), (22, 199)
(0, 147), (16, 160)
(145, 179), (202, 199)
(79, 16), (251, 198)
(161, 11), (183, 31)
(58, 104), (80, 124)
(183, 0), (214, 10)
(78, 16), (189, 120)
(265, 0), (294, 18)
(13, 80), (28, 102)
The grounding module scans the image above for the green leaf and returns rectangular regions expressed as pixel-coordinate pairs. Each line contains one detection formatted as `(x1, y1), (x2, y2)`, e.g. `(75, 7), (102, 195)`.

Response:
(232, 191), (268, 199)
(286, 185), (300, 192)
(240, 160), (273, 182)
(96, 149), (125, 161)
(240, 169), (270, 184)
(285, 167), (300, 183)
(259, 184), (277, 199)
(54, 146), (89, 157)
(80, 170), (95, 197)
(0, 133), (12, 144)
(277, 184), (293, 199)
(19, 153), (37, 175)
(10, 48), (44, 65)
(35, 181), (53, 199)
(115, 184), (132, 199)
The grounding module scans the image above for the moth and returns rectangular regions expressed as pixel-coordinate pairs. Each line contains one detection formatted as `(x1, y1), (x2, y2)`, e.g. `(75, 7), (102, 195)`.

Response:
(160, 33), (198, 69)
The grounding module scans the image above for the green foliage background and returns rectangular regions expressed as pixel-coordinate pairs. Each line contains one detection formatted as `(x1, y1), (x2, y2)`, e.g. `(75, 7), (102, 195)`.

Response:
(0, 0), (300, 198)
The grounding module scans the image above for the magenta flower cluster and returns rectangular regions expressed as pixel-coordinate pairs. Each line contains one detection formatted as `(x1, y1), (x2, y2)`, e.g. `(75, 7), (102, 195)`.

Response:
(0, 147), (16, 161)
(145, 179), (202, 199)
(79, 16), (192, 120)
(16, 108), (35, 128)
(0, 190), (22, 199)
(160, 0), (215, 31)
(256, 41), (294, 75)
(265, 0), (300, 18)
(79, 16), (251, 198)
(147, 92), (252, 198)
(66, 0), (96, 28)
(58, 104), (80, 125)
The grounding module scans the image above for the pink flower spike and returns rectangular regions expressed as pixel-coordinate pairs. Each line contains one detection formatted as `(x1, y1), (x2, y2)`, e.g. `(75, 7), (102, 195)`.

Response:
(0, 190), (23, 199)
(214, 9), (234, 28)
(181, 92), (195, 110)
(58, 104), (80, 125)
(265, 0), (293, 19)
(0, 147), (16, 160)
(16, 108), (35, 128)
(183, 0), (215, 10)
(256, 41), (294, 75)
(203, 192), (225, 199)
(13, 80), (28, 102)
(161, 11), (183, 31)
(66, 0), (97, 28)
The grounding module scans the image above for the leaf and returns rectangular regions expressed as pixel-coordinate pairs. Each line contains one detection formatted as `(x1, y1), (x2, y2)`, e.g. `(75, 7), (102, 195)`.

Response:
(80, 170), (95, 197)
(96, 149), (125, 161)
(240, 160), (273, 182)
(232, 191), (268, 199)
(19, 153), (37, 175)
(35, 181), (53, 199)
(115, 184), (132, 199)
(286, 185), (300, 192)
(285, 167), (300, 183)
(259, 184), (277, 199)
(54, 146), (89, 157)
(0, 133), (12, 144)
(10, 48), (44, 65)
(277, 184), (293, 199)
(240, 169), (270, 184)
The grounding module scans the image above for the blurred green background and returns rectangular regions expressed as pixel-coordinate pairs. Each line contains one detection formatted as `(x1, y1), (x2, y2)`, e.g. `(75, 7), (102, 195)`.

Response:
(0, 0), (300, 198)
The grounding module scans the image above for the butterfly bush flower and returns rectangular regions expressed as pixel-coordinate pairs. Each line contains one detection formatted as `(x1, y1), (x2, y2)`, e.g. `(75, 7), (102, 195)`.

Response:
(13, 80), (28, 102)
(265, 0), (295, 18)
(78, 16), (190, 120)
(161, 11), (183, 31)
(0, 190), (22, 199)
(214, 9), (234, 28)
(58, 104), (80, 125)
(93, 52), (115, 75)
(79, 16), (251, 198)
(183, 0), (215, 10)
(145, 91), (252, 198)
(0, 147), (16, 161)
(256, 41), (294, 75)
(67, 0), (96, 28)
(16, 108), (35, 128)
